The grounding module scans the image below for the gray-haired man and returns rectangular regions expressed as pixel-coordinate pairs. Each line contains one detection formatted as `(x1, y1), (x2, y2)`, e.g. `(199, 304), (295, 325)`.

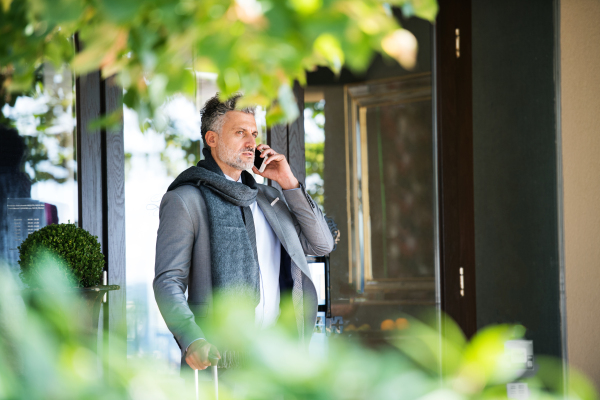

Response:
(153, 94), (333, 376)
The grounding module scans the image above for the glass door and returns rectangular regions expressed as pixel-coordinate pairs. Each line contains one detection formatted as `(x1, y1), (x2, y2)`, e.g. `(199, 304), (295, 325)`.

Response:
(303, 16), (439, 349)
(305, 74), (438, 339)
(343, 73), (437, 334)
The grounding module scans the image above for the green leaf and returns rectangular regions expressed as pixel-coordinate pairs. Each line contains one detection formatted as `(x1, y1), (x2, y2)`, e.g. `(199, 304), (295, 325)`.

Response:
(411, 0), (439, 22)
(1, 0), (438, 126)
(288, 0), (322, 15)
(313, 33), (344, 73)
(1, 0), (13, 12)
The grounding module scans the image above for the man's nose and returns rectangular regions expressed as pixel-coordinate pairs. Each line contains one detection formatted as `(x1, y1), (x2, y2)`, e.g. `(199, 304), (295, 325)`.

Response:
(244, 133), (256, 148)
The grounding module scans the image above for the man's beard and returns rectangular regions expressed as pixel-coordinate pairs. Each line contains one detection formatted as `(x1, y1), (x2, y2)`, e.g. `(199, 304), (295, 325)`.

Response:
(216, 137), (254, 171)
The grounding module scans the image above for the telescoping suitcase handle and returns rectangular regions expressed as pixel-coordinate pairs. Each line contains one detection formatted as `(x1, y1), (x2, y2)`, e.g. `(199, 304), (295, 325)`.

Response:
(195, 357), (220, 400)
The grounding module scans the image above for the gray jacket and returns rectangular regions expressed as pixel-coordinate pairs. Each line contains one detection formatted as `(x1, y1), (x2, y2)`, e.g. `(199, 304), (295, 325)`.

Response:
(153, 182), (334, 354)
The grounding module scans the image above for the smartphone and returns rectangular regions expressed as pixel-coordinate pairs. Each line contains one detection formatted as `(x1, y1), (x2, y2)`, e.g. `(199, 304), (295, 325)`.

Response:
(254, 148), (268, 173)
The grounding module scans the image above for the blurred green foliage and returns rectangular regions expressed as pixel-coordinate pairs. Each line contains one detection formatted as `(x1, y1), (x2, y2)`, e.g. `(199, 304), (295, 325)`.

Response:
(0, 261), (597, 400)
(18, 223), (104, 288)
(0, 264), (189, 399)
(0, 0), (438, 126)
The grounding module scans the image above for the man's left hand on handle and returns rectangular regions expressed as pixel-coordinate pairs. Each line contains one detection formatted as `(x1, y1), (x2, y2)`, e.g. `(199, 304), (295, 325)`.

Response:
(252, 144), (300, 190)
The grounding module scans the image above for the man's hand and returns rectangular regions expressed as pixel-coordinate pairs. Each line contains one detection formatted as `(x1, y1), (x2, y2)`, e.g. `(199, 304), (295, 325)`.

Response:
(185, 339), (221, 370)
(252, 144), (300, 190)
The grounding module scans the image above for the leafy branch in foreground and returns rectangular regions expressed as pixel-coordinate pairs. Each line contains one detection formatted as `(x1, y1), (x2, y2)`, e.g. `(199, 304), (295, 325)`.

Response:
(0, 261), (596, 400)
(1, 0), (437, 125)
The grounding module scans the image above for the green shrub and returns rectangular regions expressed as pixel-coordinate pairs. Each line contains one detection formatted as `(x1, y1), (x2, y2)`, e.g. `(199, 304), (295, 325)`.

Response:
(18, 223), (104, 288)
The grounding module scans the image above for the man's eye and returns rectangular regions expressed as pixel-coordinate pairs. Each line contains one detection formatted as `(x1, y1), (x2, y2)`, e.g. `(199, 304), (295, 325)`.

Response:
(237, 131), (244, 135)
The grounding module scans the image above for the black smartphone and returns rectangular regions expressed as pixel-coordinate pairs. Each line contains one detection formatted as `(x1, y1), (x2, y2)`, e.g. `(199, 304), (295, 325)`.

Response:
(254, 149), (267, 172)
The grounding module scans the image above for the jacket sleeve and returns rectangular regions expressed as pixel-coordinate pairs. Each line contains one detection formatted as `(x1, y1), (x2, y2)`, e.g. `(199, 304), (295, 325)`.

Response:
(153, 190), (204, 352)
(282, 184), (334, 256)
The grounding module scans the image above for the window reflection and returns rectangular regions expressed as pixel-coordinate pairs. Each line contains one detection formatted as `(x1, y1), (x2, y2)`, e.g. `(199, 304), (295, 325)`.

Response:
(306, 74), (437, 339)
(304, 97), (325, 209)
(0, 64), (77, 279)
(345, 74), (434, 294)
(124, 102), (190, 370)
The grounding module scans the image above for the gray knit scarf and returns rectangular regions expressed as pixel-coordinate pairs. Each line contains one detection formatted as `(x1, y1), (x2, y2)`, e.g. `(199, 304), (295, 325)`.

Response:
(167, 148), (260, 308)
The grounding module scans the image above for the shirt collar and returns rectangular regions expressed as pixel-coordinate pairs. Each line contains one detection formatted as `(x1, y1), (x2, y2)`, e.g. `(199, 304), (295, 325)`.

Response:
(224, 174), (242, 183)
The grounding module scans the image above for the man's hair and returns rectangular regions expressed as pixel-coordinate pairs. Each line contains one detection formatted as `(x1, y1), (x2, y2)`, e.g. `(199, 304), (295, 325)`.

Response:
(200, 93), (255, 146)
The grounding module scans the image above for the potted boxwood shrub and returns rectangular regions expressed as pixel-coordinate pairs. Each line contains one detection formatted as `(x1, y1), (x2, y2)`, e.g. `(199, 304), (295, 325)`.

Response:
(18, 222), (119, 337)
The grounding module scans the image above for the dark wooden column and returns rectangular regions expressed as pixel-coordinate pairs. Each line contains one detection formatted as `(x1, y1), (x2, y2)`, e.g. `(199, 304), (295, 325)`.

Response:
(435, 0), (477, 337)
(75, 34), (126, 367)
(76, 68), (103, 243)
(268, 81), (306, 189)
(289, 82), (306, 185)
(102, 76), (127, 364)
(269, 123), (288, 191)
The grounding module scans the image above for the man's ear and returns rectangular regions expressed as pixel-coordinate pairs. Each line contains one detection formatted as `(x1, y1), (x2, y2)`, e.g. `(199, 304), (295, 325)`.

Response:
(205, 131), (218, 148)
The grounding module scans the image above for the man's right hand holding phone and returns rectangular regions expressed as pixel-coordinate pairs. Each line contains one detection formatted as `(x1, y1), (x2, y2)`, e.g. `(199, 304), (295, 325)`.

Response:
(254, 147), (269, 173)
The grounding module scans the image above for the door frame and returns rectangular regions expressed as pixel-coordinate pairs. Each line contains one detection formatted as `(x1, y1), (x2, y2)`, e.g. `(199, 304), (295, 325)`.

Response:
(434, 0), (477, 337)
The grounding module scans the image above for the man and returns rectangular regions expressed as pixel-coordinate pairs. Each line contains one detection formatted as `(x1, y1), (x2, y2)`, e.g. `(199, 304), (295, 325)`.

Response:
(153, 94), (333, 376)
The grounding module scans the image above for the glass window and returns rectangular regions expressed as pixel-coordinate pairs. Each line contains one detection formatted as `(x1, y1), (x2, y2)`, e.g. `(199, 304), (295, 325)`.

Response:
(124, 94), (202, 371)
(0, 63), (77, 282)
(304, 97), (325, 209)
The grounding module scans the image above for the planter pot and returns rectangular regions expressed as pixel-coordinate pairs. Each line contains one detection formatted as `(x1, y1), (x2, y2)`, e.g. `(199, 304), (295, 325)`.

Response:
(21, 285), (120, 347)
(78, 285), (120, 335)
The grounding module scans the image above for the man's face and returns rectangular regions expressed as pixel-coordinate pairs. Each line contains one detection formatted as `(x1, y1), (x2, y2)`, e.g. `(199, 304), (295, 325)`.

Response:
(213, 111), (258, 171)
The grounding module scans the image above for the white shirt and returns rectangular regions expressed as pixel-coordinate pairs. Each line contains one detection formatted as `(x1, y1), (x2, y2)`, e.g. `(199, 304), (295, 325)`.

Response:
(225, 174), (281, 329)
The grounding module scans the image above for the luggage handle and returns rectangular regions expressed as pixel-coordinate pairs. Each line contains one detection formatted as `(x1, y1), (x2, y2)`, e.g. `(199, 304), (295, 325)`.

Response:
(195, 357), (220, 400)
